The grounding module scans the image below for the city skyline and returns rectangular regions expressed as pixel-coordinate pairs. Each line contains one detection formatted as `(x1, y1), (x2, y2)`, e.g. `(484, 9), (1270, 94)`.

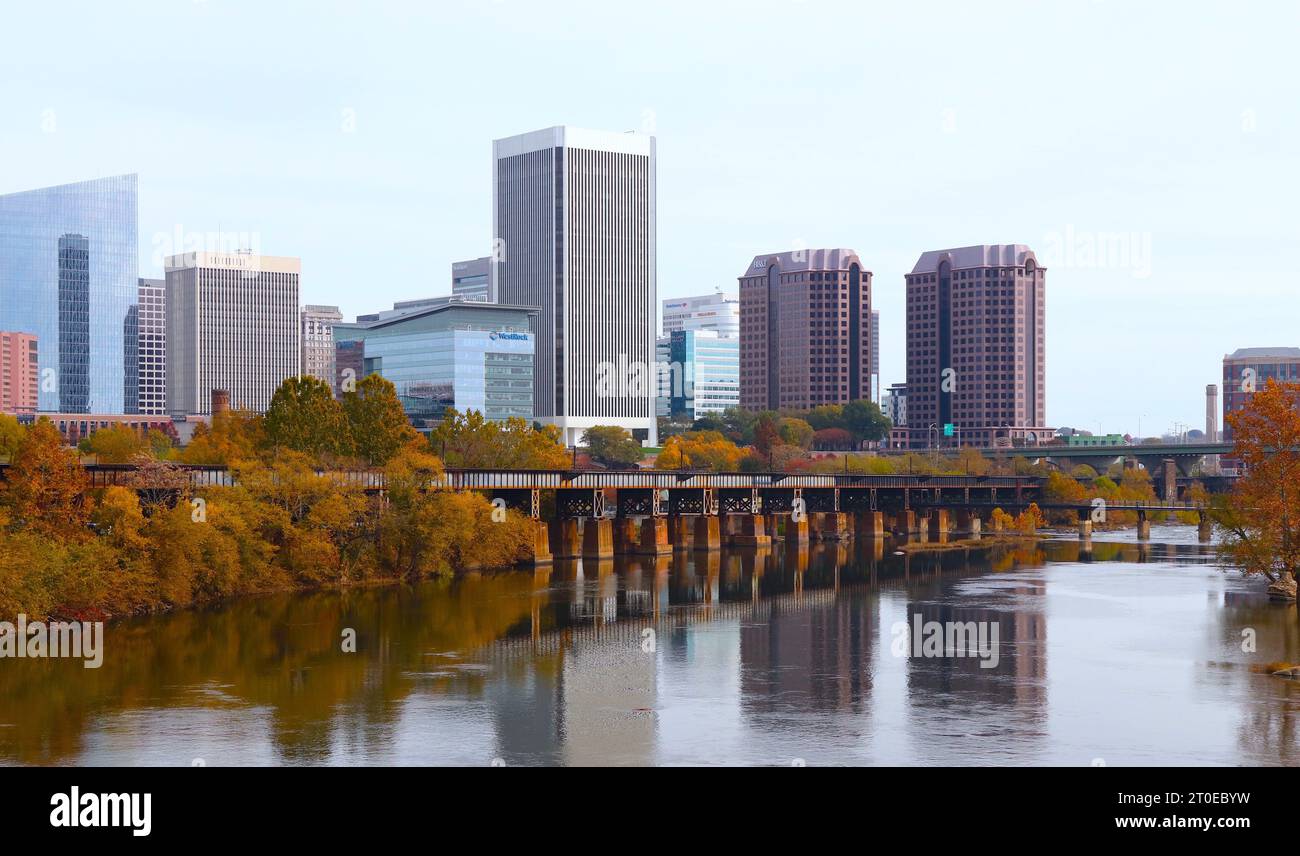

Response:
(2, 2), (1296, 436)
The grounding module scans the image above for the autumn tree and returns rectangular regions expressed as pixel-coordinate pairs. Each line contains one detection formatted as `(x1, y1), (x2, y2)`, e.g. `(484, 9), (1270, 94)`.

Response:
(79, 424), (147, 463)
(753, 413), (781, 456)
(1, 420), (90, 539)
(813, 428), (854, 451)
(340, 374), (418, 466)
(180, 408), (265, 466)
(0, 413), (25, 461)
(656, 436), (691, 469)
(655, 430), (742, 471)
(264, 376), (354, 460)
(1214, 379), (1300, 584)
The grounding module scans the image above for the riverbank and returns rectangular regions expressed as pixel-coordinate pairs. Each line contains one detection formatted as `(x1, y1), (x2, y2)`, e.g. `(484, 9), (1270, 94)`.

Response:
(893, 533), (1041, 552)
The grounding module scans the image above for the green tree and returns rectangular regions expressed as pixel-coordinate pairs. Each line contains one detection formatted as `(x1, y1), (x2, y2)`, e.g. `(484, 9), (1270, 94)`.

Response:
(582, 425), (644, 468)
(341, 374), (418, 466)
(264, 376), (354, 460)
(842, 399), (891, 443)
(777, 417), (815, 449)
(430, 410), (569, 469)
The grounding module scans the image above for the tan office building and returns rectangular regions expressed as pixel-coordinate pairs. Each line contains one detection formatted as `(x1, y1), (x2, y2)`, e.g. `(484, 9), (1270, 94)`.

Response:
(165, 251), (301, 415)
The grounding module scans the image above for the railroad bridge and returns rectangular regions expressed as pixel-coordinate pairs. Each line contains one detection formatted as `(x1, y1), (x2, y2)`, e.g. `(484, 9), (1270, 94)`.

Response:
(13, 465), (1214, 564)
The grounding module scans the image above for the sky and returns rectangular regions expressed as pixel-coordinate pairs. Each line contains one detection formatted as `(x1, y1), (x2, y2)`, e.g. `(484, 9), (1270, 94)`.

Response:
(1, 0), (1296, 437)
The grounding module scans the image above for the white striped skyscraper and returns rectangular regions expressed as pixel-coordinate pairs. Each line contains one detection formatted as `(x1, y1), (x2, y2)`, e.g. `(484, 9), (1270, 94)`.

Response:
(492, 126), (657, 446)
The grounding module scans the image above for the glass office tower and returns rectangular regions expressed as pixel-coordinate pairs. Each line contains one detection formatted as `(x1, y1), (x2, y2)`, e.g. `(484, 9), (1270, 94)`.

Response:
(0, 174), (138, 413)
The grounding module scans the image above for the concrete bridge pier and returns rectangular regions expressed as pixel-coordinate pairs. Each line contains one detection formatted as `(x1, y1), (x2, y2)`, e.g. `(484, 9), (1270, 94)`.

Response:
(582, 518), (615, 559)
(720, 515), (742, 543)
(812, 512), (852, 542)
(955, 509), (981, 537)
(896, 510), (919, 536)
(730, 514), (772, 548)
(763, 513), (782, 541)
(1198, 511), (1212, 543)
(615, 518), (640, 554)
(1136, 510), (1151, 542)
(693, 515), (722, 551)
(1078, 519), (1093, 541)
(786, 514), (811, 545)
(669, 516), (694, 550)
(550, 519), (582, 559)
(855, 511), (885, 540)
(525, 520), (553, 565)
(633, 517), (672, 555)
(928, 509), (951, 542)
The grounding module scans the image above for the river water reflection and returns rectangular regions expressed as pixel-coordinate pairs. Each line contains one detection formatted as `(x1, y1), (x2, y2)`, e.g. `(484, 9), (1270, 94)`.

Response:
(3, 524), (1299, 766)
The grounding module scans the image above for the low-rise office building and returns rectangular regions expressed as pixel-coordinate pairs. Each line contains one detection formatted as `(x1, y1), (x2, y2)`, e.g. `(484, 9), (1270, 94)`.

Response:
(1222, 347), (1300, 444)
(340, 301), (537, 426)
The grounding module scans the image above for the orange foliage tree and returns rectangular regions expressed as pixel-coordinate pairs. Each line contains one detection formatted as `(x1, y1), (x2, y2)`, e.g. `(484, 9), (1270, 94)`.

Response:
(1214, 379), (1300, 583)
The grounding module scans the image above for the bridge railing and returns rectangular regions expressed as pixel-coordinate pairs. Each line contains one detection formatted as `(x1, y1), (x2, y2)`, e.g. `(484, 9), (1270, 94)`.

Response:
(0, 463), (1046, 493)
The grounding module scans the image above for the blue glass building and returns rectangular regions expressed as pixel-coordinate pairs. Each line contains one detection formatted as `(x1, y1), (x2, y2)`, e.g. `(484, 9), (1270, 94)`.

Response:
(0, 175), (138, 413)
(656, 330), (739, 421)
(338, 299), (537, 427)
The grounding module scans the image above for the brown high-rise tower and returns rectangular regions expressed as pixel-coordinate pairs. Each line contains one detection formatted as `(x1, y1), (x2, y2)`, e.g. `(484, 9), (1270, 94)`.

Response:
(905, 245), (1048, 449)
(738, 249), (872, 412)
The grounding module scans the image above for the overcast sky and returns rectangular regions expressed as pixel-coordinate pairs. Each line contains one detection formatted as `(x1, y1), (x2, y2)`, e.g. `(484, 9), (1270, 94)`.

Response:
(2, 0), (1296, 436)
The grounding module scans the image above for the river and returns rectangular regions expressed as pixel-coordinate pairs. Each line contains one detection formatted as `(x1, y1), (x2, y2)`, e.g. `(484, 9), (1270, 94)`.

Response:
(3, 524), (1298, 766)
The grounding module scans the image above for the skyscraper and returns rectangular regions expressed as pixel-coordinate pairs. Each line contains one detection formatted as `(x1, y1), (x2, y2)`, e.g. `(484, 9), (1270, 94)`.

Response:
(165, 251), (301, 415)
(905, 244), (1048, 449)
(737, 249), (872, 412)
(0, 174), (138, 413)
(492, 126), (656, 446)
(451, 257), (492, 302)
(131, 278), (167, 415)
(301, 304), (342, 388)
(58, 233), (91, 413)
